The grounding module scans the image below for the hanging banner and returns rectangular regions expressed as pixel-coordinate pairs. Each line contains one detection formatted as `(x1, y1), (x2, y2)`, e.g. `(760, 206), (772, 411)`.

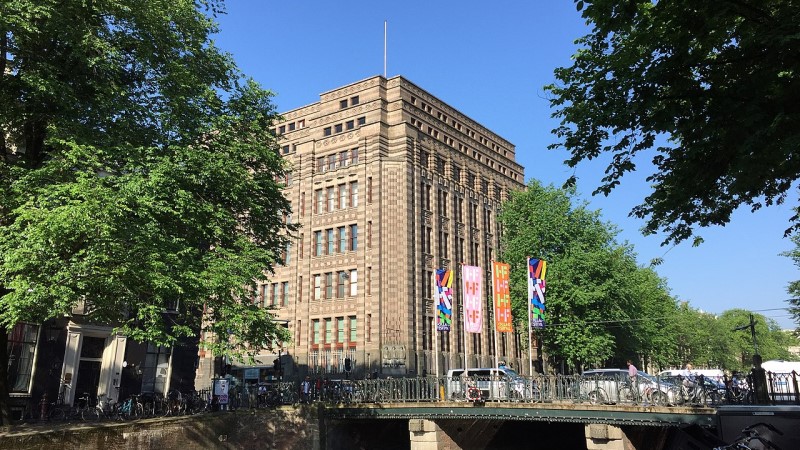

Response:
(462, 265), (483, 333)
(492, 261), (513, 332)
(528, 258), (547, 329)
(435, 269), (453, 332)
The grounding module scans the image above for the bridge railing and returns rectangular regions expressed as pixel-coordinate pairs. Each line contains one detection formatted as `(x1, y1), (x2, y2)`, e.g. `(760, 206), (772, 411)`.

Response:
(302, 373), (799, 407)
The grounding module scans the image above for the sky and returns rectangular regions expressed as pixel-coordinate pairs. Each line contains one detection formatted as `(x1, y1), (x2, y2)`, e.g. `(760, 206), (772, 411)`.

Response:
(211, 1), (797, 329)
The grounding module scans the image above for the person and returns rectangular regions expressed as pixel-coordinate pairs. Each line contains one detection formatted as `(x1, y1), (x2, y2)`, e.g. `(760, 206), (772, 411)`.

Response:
(626, 360), (638, 382)
(301, 376), (312, 403)
(682, 363), (697, 388)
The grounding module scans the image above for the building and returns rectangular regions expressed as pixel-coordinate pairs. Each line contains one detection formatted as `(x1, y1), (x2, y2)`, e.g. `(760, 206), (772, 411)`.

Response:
(198, 75), (527, 386)
(7, 306), (198, 419)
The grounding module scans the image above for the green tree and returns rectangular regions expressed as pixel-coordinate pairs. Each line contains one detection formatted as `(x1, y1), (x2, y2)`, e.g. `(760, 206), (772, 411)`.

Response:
(783, 233), (800, 331)
(0, 0), (292, 424)
(498, 180), (675, 372)
(547, 1), (800, 246)
(716, 309), (794, 371)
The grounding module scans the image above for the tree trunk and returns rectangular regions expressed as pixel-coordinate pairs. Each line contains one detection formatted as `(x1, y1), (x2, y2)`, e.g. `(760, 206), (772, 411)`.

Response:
(0, 331), (11, 426)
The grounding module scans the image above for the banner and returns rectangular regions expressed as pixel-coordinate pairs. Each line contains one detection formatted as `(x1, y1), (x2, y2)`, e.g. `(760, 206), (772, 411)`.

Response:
(492, 261), (513, 332)
(528, 258), (547, 329)
(462, 265), (483, 333)
(435, 269), (453, 332)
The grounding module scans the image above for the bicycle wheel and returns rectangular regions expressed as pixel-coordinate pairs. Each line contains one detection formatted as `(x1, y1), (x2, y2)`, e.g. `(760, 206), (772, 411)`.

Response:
(618, 387), (638, 404)
(650, 391), (669, 406)
(587, 389), (606, 405)
(49, 406), (65, 421)
(85, 406), (102, 421)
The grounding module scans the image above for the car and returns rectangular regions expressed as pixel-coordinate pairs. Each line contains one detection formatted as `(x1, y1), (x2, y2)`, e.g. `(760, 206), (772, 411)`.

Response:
(578, 369), (677, 405)
(445, 367), (529, 401)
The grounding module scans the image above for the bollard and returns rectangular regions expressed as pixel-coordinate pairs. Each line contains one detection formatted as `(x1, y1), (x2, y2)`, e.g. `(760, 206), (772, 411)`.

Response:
(440, 384), (445, 400)
(39, 393), (48, 421)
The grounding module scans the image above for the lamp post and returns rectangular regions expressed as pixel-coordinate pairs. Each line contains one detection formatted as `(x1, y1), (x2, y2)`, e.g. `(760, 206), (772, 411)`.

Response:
(733, 313), (768, 403)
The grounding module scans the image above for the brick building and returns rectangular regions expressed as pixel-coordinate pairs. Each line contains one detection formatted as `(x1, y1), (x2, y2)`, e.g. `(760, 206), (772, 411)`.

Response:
(197, 75), (527, 386)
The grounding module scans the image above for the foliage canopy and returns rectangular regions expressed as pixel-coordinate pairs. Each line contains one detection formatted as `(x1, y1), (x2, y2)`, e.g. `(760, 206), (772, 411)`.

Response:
(0, 0), (292, 361)
(547, 0), (800, 245)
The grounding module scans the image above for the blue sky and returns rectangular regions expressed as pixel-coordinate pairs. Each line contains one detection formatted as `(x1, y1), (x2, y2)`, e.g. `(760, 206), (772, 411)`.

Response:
(212, 1), (797, 328)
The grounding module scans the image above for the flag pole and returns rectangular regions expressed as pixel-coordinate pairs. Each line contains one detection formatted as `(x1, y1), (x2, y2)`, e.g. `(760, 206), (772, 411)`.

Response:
(383, 21), (387, 77)
(492, 262), (499, 369)
(460, 263), (468, 370)
(433, 270), (439, 378)
(527, 257), (533, 376)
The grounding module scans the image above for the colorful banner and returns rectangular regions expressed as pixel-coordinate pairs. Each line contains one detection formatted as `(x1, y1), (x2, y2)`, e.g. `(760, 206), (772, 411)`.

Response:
(462, 265), (483, 333)
(435, 269), (453, 332)
(528, 258), (547, 329)
(492, 261), (513, 332)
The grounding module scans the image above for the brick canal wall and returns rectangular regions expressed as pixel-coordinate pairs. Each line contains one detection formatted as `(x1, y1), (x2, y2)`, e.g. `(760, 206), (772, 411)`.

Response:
(0, 406), (323, 450)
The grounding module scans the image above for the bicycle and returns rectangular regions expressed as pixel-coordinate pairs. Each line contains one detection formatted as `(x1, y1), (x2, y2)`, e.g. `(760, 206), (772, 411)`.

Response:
(118, 394), (144, 419)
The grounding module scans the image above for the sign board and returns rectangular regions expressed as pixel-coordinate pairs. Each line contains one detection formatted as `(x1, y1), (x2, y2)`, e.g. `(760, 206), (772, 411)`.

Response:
(243, 368), (260, 380)
(214, 378), (229, 405)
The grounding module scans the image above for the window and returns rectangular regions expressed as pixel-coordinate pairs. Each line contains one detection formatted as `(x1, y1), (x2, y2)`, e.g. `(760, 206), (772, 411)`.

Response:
(278, 125), (285, 134)
(272, 284), (279, 306)
(337, 317), (345, 343)
(323, 127), (331, 136)
(367, 221), (372, 248)
(7, 323), (39, 393)
(349, 224), (358, 251)
(283, 242), (291, 265)
(346, 120), (354, 130)
(327, 186), (335, 212)
(338, 183), (348, 209)
(350, 269), (358, 296)
(367, 314), (372, 342)
(261, 284), (270, 307)
(334, 123), (343, 133)
(350, 96), (359, 106)
(315, 189), (324, 214)
(300, 193), (305, 217)
(338, 226), (347, 253)
(350, 148), (359, 164)
(298, 119), (305, 128)
(326, 228), (335, 255)
(325, 273), (333, 299)
(325, 318), (333, 343)
(350, 181), (358, 207)
(366, 267), (372, 296)
(327, 154), (336, 171)
(436, 156), (445, 174)
(314, 231), (323, 256)
(357, 116), (366, 126)
(420, 150), (429, 168)
(340, 99), (348, 109)
(337, 272), (347, 298)
(317, 157), (325, 173)
(349, 316), (357, 342)
(282, 145), (290, 154)
(282, 282), (289, 306)
(313, 320), (321, 344)
(298, 276), (303, 303)
(314, 275), (321, 300)
(339, 150), (349, 167)
(367, 177), (372, 203)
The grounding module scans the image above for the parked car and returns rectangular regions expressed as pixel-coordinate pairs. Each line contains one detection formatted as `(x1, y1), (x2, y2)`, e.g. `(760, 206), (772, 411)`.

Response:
(445, 367), (528, 401)
(578, 369), (677, 405)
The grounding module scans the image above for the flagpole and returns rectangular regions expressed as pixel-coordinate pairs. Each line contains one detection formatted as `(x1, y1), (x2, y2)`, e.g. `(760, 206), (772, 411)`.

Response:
(527, 257), (533, 376)
(433, 270), (439, 378)
(492, 262), (499, 369)
(461, 263), (468, 370)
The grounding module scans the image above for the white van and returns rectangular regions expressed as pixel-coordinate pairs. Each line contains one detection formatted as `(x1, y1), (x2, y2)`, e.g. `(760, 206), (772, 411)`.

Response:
(445, 367), (525, 400)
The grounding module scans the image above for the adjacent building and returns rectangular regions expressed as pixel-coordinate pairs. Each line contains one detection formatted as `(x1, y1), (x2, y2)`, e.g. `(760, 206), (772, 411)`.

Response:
(197, 75), (528, 386)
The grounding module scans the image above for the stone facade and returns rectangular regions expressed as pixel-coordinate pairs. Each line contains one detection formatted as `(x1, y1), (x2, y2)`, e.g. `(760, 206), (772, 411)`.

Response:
(207, 75), (527, 383)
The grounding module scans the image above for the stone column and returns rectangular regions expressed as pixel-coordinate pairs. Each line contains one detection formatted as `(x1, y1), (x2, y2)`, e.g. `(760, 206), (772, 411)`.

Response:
(585, 424), (633, 450)
(409, 419), (442, 450)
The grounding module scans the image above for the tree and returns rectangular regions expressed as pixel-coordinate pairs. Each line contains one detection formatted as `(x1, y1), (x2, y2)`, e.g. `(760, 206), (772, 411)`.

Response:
(0, 0), (292, 424)
(547, 1), (800, 246)
(717, 309), (794, 371)
(783, 233), (800, 331)
(498, 180), (675, 372)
